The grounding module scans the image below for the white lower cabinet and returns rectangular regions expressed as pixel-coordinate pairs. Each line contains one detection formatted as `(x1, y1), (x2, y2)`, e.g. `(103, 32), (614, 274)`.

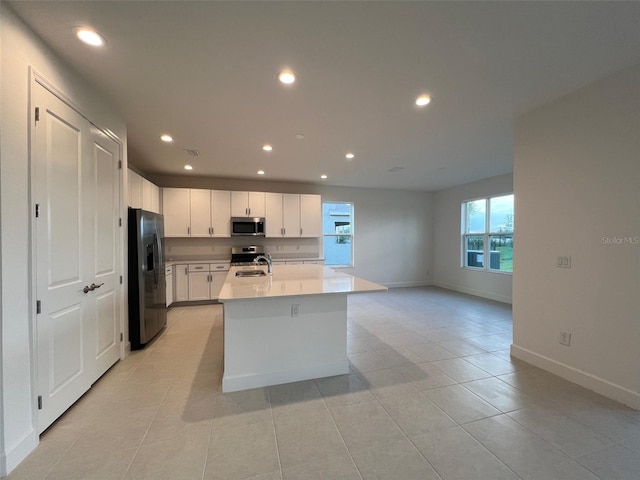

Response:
(174, 264), (190, 302)
(187, 263), (230, 301)
(166, 265), (174, 306)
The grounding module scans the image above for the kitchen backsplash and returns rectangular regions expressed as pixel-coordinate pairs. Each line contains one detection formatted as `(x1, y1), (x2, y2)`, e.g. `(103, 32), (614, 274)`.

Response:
(164, 237), (321, 261)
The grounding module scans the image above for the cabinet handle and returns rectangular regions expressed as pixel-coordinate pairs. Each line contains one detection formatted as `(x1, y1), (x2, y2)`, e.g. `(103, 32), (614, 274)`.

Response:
(187, 227), (190, 235)
(184, 267), (188, 275)
(300, 228), (303, 236)
(211, 227), (214, 236)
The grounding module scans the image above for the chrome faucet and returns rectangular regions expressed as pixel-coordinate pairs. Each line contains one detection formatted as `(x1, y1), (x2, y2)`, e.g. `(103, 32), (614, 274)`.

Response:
(253, 254), (273, 275)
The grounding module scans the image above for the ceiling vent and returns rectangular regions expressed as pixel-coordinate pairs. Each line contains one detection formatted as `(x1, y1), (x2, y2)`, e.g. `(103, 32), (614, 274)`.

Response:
(183, 149), (200, 157)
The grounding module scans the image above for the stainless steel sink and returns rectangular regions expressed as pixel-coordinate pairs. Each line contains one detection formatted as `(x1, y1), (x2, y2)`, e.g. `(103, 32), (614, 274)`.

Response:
(235, 270), (266, 277)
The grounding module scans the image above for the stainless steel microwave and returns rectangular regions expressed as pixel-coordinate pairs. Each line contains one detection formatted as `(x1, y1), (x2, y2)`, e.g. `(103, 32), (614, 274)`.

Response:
(231, 217), (265, 236)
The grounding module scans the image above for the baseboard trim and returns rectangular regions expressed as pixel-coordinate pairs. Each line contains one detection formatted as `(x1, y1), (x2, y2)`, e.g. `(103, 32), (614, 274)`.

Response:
(0, 427), (38, 477)
(432, 281), (512, 304)
(511, 344), (640, 410)
(384, 280), (432, 289)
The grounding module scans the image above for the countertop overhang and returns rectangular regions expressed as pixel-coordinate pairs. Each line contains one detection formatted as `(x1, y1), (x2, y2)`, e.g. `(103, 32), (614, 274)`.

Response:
(218, 264), (387, 302)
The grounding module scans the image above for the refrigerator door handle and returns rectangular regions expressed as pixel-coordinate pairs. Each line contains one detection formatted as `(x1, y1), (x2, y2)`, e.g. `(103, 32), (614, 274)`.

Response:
(153, 233), (160, 287)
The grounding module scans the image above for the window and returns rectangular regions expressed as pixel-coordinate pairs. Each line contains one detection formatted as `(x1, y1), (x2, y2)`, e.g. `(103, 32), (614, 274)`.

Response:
(462, 194), (514, 273)
(322, 202), (353, 266)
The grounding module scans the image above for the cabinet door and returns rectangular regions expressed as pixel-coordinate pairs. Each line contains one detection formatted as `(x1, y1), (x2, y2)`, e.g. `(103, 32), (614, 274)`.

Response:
(282, 194), (300, 237)
(163, 188), (191, 237)
(300, 194), (322, 237)
(166, 273), (174, 306)
(150, 183), (160, 214)
(265, 192), (283, 237)
(230, 191), (249, 217)
(128, 170), (143, 208)
(210, 271), (227, 300)
(188, 271), (211, 301)
(142, 178), (153, 211)
(211, 190), (231, 237)
(174, 264), (190, 301)
(248, 191), (266, 217)
(190, 189), (212, 237)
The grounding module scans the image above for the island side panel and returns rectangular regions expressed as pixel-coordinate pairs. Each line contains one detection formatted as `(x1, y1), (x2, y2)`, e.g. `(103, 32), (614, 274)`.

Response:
(222, 294), (349, 392)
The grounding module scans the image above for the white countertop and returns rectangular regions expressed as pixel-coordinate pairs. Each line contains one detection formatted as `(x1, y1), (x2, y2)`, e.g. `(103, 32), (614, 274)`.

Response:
(165, 257), (325, 266)
(218, 264), (387, 302)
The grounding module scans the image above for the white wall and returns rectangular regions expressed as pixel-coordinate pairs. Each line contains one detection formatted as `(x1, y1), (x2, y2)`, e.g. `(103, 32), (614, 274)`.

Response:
(432, 174), (513, 303)
(512, 65), (640, 409)
(0, 4), (127, 474)
(151, 175), (434, 287)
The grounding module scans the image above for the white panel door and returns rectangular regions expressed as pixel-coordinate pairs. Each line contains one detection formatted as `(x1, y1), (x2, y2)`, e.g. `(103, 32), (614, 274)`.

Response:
(162, 188), (190, 236)
(211, 190), (230, 237)
(34, 84), (93, 432)
(190, 189), (212, 237)
(283, 194), (301, 237)
(90, 130), (121, 379)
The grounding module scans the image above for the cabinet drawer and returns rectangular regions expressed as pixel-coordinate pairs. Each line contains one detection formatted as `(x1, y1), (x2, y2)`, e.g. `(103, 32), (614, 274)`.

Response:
(188, 263), (209, 272)
(210, 263), (230, 271)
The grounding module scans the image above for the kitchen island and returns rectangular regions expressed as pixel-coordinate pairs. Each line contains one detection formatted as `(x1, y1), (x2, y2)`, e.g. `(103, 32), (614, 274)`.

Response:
(218, 264), (387, 392)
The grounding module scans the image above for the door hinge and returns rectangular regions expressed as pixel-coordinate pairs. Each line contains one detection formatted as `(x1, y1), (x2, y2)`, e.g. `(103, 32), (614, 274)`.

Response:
(119, 217), (122, 227)
(120, 332), (123, 342)
(37, 395), (43, 410)
(35, 203), (41, 218)
(35, 107), (40, 122)
(36, 300), (41, 314)
(120, 275), (123, 284)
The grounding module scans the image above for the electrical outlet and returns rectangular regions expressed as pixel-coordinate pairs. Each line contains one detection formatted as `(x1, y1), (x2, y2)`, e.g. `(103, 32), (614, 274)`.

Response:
(556, 256), (571, 268)
(559, 331), (571, 346)
(291, 304), (299, 317)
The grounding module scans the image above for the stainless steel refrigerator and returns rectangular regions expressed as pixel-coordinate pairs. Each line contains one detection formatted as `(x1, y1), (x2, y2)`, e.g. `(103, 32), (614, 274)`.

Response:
(128, 208), (167, 349)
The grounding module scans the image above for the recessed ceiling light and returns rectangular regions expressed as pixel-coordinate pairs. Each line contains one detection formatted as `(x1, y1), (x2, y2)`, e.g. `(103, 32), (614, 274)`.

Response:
(278, 69), (296, 84)
(262, 144), (273, 152)
(320, 175), (328, 179)
(74, 27), (105, 47)
(160, 134), (174, 143)
(184, 165), (193, 171)
(345, 153), (355, 160)
(295, 134), (305, 140)
(415, 95), (432, 107)
(257, 170), (265, 175)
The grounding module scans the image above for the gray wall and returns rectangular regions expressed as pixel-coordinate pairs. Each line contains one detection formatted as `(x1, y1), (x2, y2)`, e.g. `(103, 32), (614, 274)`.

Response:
(432, 174), (514, 303)
(513, 65), (640, 408)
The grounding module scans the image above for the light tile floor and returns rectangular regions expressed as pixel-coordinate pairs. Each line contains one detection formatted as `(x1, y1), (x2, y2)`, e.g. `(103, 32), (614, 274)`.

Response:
(8, 287), (640, 480)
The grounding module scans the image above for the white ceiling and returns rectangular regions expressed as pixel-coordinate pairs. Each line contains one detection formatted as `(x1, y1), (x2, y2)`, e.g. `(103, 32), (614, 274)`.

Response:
(9, 1), (640, 191)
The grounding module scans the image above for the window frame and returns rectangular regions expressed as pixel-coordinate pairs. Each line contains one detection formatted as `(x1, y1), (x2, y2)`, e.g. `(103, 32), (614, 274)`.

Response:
(461, 193), (513, 274)
(322, 201), (354, 268)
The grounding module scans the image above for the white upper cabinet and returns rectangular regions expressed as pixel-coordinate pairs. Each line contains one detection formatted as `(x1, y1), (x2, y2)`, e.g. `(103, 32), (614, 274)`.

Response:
(265, 193), (284, 237)
(128, 169), (159, 213)
(300, 194), (322, 237)
(267, 193), (319, 237)
(189, 189), (212, 237)
(163, 188), (191, 237)
(163, 188), (231, 238)
(210, 190), (231, 237)
(231, 191), (266, 217)
(128, 169), (143, 208)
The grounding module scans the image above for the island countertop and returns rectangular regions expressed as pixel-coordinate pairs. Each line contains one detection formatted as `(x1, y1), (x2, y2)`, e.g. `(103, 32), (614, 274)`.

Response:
(218, 264), (387, 302)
